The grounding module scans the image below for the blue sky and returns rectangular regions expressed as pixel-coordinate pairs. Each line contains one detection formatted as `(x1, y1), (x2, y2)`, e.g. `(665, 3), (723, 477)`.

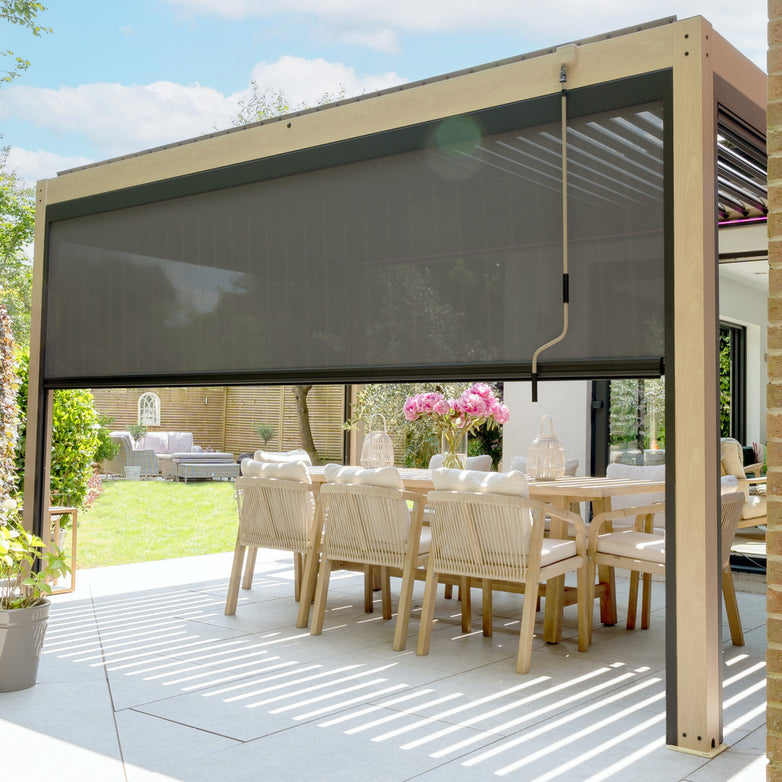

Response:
(0, 1), (768, 185)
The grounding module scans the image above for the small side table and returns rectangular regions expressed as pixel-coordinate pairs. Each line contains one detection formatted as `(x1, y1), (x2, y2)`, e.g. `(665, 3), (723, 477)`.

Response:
(47, 506), (78, 594)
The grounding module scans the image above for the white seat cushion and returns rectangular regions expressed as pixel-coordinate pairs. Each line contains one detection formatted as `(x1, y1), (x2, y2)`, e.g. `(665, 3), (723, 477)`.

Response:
(596, 530), (665, 564)
(241, 459), (311, 483)
(540, 538), (578, 566)
(431, 468), (528, 497)
(429, 454), (492, 471)
(605, 462), (665, 529)
(255, 448), (312, 465)
(323, 463), (404, 490)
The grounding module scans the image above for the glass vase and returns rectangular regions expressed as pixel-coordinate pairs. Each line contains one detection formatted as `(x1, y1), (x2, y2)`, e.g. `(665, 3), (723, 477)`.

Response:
(441, 431), (468, 469)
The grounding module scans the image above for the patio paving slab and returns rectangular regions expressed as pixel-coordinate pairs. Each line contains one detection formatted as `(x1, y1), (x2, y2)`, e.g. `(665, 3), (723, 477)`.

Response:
(0, 550), (768, 781)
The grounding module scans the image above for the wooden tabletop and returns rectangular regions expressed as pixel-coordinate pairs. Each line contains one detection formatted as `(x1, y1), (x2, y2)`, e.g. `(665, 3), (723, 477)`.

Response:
(306, 466), (665, 500)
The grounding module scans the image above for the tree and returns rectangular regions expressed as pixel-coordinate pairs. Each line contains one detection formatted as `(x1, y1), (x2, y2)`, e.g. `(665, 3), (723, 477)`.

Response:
(1, 1), (51, 84)
(229, 83), (344, 464)
(348, 382), (504, 468)
(0, 302), (20, 525)
(14, 351), (102, 509)
(0, 148), (35, 349)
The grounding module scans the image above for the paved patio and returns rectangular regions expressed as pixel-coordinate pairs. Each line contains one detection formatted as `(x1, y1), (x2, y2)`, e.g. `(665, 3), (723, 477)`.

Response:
(0, 551), (767, 781)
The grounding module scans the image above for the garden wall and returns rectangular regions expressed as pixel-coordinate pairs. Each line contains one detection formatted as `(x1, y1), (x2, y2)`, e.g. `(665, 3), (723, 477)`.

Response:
(91, 385), (346, 461)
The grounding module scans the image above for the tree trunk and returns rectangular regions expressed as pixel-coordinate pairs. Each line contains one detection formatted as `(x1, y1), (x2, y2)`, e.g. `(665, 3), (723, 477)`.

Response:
(292, 385), (321, 465)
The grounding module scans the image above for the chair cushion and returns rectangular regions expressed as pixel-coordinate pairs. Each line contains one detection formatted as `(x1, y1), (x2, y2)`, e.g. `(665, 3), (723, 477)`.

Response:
(167, 432), (194, 453)
(241, 459), (311, 483)
(596, 530), (665, 564)
(720, 475), (739, 494)
(254, 449), (313, 465)
(540, 538), (578, 567)
(428, 454), (492, 471)
(605, 462), (666, 528)
(323, 464), (403, 489)
(417, 526), (432, 555)
(743, 493), (766, 520)
(720, 438), (746, 479)
(507, 455), (578, 476)
(432, 468), (528, 497)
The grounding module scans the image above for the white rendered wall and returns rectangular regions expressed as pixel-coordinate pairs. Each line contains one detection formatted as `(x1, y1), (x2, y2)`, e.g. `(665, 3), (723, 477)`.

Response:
(502, 381), (590, 475)
(718, 270), (768, 444)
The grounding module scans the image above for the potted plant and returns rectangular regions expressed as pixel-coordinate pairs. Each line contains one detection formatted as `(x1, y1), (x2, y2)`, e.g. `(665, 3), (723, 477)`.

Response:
(255, 423), (274, 448)
(127, 423), (148, 446)
(0, 512), (71, 691)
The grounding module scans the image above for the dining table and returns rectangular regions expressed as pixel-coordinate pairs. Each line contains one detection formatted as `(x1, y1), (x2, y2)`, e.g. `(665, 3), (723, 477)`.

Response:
(306, 466), (666, 643)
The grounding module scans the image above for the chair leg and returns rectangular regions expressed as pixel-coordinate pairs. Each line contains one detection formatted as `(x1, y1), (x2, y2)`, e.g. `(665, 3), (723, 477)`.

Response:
(416, 567), (440, 656)
(293, 553), (303, 602)
(225, 541), (246, 615)
(460, 577), (472, 633)
(627, 571), (640, 630)
(598, 563), (617, 625)
(310, 558), (332, 636)
(576, 563), (589, 652)
(586, 555), (597, 646)
(482, 579), (493, 637)
(516, 577), (539, 674)
(364, 565), (375, 613)
(722, 567), (745, 646)
(640, 572), (652, 630)
(444, 583), (453, 600)
(392, 560), (417, 652)
(296, 548), (320, 628)
(381, 566), (392, 621)
(241, 547), (258, 590)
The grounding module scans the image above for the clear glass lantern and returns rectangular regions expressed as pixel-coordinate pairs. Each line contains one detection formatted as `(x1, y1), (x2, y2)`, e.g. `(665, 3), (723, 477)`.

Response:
(527, 415), (565, 479)
(360, 413), (395, 468)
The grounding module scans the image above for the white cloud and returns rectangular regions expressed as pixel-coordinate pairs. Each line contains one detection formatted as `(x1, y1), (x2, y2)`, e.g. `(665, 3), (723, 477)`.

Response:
(248, 56), (404, 107)
(0, 58), (405, 165)
(161, 0), (767, 68)
(0, 81), (240, 159)
(5, 147), (93, 186)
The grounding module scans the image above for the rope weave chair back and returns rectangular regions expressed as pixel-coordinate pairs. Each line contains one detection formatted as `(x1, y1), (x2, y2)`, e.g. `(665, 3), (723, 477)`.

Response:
(319, 483), (411, 569)
(425, 491), (542, 583)
(235, 476), (315, 555)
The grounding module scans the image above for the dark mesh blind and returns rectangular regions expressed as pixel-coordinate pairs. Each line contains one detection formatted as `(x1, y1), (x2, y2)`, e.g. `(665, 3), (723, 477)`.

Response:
(44, 100), (664, 383)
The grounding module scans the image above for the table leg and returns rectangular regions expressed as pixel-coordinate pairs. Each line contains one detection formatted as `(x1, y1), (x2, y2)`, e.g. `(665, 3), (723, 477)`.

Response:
(592, 498), (617, 626)
(542, 497), (568, 643)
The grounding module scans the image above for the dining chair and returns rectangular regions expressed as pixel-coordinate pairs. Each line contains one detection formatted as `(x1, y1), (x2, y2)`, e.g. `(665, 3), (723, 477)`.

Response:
(309, 465), (428, 652)
(428, 453), (492, 470)
(587, 490), (746, 645)
(416, 468), (589, 674)
(224, 460), (319, 627)
(720, 437), (766, 529)
(239, 454), (314, 594)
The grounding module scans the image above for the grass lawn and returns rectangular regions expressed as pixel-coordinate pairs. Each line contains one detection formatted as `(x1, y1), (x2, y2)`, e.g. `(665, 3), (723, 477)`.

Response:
(77, 479), (238, 569)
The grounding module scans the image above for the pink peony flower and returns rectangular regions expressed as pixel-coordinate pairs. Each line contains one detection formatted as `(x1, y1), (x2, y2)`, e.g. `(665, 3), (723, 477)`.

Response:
(459, 392), (489, 418)
(470, 383), (493, 400)
(433, 399), (450, 416)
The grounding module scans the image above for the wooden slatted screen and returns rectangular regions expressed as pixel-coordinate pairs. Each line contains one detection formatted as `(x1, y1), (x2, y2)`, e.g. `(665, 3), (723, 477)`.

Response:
(91, 386), (346, 461)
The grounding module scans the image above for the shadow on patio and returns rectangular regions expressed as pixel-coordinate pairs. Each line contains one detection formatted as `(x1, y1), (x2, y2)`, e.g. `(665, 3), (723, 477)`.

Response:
(0, 551), (767, 782)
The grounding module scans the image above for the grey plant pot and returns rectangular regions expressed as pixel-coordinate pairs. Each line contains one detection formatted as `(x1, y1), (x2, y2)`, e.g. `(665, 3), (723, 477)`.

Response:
(0, 599), (50, 692)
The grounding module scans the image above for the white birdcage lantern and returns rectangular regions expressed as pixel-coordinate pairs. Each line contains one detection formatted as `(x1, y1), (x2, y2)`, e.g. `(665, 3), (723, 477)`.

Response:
(527, 415), (565, 479)
(360, 414), (395, 468)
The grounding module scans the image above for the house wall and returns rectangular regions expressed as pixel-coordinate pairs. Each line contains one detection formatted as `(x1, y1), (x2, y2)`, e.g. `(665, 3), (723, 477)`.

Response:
(719, 272), (769, 444)
(502, 381), (590, 475)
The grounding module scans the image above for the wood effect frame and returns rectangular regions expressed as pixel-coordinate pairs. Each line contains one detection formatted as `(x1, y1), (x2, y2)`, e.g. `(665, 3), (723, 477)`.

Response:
(23, 16), (767, 755)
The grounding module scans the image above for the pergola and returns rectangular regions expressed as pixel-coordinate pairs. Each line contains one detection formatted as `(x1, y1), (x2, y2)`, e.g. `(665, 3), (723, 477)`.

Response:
(24, 15), (766, 756)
